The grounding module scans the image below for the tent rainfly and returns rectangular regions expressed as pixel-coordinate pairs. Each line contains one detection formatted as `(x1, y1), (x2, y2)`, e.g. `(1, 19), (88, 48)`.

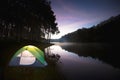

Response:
(9, 45), (47, 67)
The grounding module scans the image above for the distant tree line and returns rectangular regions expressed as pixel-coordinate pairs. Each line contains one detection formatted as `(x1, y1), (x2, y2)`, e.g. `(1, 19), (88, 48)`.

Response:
(0, 0), (59, 42)
(60, 14), (120, 43)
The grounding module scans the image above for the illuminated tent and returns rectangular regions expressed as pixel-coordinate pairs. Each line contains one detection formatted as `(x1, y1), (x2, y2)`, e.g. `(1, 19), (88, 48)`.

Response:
(9, 45), (47, 67)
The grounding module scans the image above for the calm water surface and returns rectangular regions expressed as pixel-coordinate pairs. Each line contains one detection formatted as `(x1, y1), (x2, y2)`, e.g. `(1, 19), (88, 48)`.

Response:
(45, 42), (120, 80)
(3, 42), (120, 80)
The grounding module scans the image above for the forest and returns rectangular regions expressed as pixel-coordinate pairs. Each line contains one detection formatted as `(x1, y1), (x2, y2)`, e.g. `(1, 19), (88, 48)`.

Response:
(60, 14), (120, 43)
(0, 0), (59, 43)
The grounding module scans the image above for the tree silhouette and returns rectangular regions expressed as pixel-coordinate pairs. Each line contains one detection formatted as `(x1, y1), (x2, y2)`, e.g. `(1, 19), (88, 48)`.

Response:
(60, 14), (120, 43)
(0, 0), (58, 42)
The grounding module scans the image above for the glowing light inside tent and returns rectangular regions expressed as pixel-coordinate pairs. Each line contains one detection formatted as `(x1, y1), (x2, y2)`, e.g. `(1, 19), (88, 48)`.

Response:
(9, 45), (47, 67)
(20, 57), (36, 65)
(18, 50), (36, 65)
(17, 50), (34, 57)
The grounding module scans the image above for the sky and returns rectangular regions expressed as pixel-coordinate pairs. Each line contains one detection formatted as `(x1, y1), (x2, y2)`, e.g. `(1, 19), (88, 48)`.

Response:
(50, 0), (120, 39)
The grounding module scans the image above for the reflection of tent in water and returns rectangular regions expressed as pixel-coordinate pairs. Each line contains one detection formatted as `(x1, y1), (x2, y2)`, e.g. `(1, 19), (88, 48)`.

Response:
(9, 45), (47, 67)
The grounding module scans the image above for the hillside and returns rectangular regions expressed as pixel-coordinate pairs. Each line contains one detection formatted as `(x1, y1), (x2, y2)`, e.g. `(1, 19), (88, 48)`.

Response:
(60, 14), (120, 43)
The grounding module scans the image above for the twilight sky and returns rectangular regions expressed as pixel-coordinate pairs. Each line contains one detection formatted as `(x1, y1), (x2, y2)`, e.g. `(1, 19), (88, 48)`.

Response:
(50, 0), (120, 39)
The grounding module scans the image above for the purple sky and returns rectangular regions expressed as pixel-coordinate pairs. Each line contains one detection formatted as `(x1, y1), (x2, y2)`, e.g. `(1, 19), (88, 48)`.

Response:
(50, 0), (120, 39)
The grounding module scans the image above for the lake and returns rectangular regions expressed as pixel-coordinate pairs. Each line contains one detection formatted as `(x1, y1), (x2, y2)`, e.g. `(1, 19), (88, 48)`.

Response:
(2, 42), (120, 80)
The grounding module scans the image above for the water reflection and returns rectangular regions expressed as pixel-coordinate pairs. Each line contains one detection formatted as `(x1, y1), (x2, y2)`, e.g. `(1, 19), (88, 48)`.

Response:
(56, 42), (120, 68)
(4, 43), (120, 80)
(45, 44), (120, 80)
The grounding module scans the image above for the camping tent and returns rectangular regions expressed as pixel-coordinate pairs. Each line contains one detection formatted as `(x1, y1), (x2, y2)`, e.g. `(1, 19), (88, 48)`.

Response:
(9, 45), (47, 67)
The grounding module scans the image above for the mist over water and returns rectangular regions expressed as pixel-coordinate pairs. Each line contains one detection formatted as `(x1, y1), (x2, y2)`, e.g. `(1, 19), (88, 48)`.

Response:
(45, 42), (120, 80)
(1, 42), (120, 80)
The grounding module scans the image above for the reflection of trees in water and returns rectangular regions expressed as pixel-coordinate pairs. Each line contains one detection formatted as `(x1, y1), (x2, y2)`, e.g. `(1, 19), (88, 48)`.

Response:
(60, 43), (120, 69)
(45, 47), (61, 65)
